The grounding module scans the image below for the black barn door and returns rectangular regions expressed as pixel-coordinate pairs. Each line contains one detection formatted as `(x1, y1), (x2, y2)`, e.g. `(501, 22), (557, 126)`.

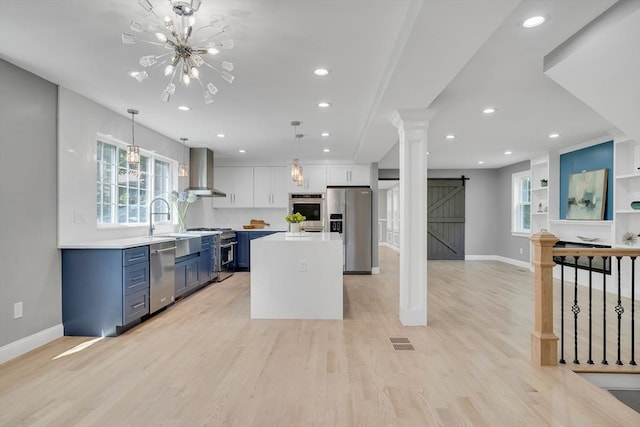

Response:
(427, 179), (465, 260)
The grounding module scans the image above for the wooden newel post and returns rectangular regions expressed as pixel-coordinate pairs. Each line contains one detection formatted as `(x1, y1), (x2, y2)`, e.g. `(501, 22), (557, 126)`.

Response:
(530, 231), (559, 366)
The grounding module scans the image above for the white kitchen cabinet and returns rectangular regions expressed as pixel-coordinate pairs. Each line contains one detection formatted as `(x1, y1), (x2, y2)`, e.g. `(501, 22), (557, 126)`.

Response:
(254, 166), (288, 208)
(212, 166), (254, 208)
(288, 164), (327, 193)
(326, 164), (370, 186)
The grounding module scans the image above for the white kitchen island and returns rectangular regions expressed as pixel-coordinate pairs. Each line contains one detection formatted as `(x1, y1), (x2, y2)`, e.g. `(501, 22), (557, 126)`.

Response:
(250, 232), (343, 319)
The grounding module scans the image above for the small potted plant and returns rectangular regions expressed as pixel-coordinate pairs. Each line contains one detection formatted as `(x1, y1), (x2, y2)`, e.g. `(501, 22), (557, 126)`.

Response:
(285, 212), (306, 233)
(540, 179), (548, 187)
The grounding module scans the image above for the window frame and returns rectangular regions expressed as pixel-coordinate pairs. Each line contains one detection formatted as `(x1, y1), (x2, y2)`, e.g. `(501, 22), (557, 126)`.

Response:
(96, 134), (177, 228)
(511, 170), (531, 236)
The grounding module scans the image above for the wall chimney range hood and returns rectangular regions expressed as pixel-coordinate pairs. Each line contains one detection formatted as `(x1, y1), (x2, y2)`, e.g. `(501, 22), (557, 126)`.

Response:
(187, 147), (226, 197)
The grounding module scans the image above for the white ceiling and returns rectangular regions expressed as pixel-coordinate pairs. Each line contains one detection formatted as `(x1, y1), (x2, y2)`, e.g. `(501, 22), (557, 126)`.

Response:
(0, 0), (628, 169)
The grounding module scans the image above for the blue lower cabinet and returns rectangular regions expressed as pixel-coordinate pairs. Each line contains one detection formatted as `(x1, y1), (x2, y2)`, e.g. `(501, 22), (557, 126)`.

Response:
(200, 236), (213, 284)
(236, 231), (251, 270)
(175, 254), (201, 297)
(62, 246), (150, 337)
(236, 231), (277, 271)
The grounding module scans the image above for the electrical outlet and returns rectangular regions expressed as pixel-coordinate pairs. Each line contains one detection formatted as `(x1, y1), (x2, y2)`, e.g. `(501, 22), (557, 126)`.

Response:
(298, 260), (307, 272)
(519, 248), (523, 254)
(14, 302), (23, 319)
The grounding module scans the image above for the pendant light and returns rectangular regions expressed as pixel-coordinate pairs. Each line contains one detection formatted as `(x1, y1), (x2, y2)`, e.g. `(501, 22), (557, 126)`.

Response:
(126, 108), (140, 165)
(178, 137), (189, 177)
(290, 121), (304, 186)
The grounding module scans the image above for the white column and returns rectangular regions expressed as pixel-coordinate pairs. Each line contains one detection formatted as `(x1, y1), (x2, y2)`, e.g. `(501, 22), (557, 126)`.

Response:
(391, 109), (436, 326)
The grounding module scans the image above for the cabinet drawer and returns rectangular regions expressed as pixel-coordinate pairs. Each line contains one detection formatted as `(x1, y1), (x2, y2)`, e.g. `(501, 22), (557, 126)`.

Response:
(123, 289), (149, 325)
(123, 263), (149, 295)
(201, 236), (212, 247)
(123, 246), (148, 266)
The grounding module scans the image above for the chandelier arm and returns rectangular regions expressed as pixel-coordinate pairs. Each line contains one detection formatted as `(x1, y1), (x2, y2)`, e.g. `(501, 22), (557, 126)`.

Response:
(138, 39), (170, 48)
(191, 28), (230, 46)
(193, 23), (229, 35)
(201, 61), (222, 74)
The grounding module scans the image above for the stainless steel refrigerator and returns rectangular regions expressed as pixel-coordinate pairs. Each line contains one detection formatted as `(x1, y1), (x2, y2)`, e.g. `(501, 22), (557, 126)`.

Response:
(326, 187), (372, 274)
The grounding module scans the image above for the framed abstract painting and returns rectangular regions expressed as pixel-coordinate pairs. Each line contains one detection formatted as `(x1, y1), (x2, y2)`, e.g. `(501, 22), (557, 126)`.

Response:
(566, 168), (608, 220)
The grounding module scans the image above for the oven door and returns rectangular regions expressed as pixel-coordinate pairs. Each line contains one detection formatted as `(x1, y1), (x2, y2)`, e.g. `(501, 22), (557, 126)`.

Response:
(220, 240), (237, 270)
(290, 202), (322, 222)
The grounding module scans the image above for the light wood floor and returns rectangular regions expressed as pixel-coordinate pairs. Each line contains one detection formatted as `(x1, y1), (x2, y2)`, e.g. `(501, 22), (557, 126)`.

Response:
(1, 247), (638, 426)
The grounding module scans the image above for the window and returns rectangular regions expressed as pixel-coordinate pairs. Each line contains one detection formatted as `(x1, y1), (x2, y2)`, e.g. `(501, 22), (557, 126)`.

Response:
(512, 171), (531, 234)
(97, 139), (173, 226)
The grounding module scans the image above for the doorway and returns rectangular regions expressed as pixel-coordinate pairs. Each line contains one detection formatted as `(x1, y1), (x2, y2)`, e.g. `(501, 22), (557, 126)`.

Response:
(427, 179), (465, 260)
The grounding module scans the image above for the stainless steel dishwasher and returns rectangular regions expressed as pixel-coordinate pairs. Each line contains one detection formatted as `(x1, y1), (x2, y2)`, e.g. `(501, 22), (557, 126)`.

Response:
(149, 241), (176, 313)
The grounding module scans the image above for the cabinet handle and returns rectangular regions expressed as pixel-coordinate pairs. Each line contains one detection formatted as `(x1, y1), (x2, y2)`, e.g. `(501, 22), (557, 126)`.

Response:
(132, 302), (145, 309)
(151, 247), (176, 254)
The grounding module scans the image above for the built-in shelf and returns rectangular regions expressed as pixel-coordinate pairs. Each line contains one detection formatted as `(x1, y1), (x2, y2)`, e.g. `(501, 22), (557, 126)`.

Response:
(615, 210), (639, 214)
(531, 186), (548, 192)
(615, 173), (640, 180)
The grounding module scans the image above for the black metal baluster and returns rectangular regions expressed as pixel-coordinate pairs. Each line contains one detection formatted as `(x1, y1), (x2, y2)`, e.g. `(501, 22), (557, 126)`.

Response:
(572, 256), (580, 364)
(587, 256), (594, 364)
(631, 256), (637, 366)
(602, 256), (608, 365)
(559, 257), (566, 364)
(615, 257), (624, 366)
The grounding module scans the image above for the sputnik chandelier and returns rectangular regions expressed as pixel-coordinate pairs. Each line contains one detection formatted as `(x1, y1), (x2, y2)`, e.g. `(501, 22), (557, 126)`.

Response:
(122, 0), (235, 104)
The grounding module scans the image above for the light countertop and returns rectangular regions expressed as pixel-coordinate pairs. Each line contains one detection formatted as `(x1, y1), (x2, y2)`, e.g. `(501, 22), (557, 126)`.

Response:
(252, 232), (342, 242)
(58, 230), (221, 249)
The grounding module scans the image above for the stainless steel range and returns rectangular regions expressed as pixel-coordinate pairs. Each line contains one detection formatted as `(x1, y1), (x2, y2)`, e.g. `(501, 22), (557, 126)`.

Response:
(187, 228), (237, 281)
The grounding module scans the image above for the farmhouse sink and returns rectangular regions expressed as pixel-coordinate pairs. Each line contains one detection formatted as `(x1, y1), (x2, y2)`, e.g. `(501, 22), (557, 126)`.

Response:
(162, 233), (201, 258)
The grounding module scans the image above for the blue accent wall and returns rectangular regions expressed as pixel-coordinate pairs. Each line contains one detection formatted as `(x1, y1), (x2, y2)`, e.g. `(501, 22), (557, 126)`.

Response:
(559, 140), (613, 220)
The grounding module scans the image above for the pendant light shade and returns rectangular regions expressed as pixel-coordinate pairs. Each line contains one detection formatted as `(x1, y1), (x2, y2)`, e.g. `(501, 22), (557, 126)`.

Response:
(127, 109), (140, 165)
(178, 137), (189, 177)
(290, 121), (304, 186)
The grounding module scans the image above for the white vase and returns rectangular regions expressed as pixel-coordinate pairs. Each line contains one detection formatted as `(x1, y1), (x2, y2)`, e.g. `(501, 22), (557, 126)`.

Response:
(289, 222), (300, 233)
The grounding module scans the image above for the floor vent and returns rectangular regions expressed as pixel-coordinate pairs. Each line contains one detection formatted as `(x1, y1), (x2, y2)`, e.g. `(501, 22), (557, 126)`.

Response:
(392, 343), (415, 351)
(390, 337), (414, 351)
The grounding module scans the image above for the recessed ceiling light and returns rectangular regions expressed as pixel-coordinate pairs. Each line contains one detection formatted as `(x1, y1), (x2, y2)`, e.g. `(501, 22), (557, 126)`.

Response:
(504, 151), (512, 155)
(178, 105), (191, 111)
(523, 16), (545, 28)
(321, 132), (330, 137)
(216, 133), (226, 138)
(314, 68), (330, 76)
(478, 160), (485, 164)
(445, 134), (456, 140)
(238, 149), (246, 153)
(549, 133), (559, 139)
(318, 101), (332, 108)
(426, 151), (430, 156)
(482, 107), (496, 114)
(323, 148), (331, 153)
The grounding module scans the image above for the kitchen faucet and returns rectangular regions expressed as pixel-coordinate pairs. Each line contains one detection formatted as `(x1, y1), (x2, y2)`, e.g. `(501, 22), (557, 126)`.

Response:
(149, 197), (171, 236)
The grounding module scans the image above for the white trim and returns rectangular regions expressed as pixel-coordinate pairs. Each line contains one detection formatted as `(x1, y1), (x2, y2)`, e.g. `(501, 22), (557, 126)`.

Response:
(558, 136), (614, 155)
(465, 255), (531, 269)
(0, 324), (64, 365)
(371, 267), (380, 274)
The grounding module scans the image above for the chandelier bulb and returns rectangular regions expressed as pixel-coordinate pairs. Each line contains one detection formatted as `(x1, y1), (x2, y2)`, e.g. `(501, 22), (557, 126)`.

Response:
(189, 67), (199, 79)
(155, 32), (168, 42)
(182, 74), (191, 86)
(164, 64), (174, 76)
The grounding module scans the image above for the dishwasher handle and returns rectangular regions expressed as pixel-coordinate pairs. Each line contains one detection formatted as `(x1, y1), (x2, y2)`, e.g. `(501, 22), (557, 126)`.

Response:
(151, 246), (177, 254)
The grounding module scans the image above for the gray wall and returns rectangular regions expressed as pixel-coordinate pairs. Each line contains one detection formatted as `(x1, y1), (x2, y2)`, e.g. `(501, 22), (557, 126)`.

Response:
(0, 59), (61, 346)
(428, 169), (499, 256)
(496, 160), (531, 262)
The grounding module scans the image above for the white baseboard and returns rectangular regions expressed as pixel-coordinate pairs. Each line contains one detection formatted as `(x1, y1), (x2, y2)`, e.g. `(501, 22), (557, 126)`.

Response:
(0, 324), (63, 365)
(465, 254), (531, 270)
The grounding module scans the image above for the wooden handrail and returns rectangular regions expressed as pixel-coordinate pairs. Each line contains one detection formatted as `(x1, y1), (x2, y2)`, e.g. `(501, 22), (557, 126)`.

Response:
(553, 248), (640, 257)
(530, 231), (640, 366)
